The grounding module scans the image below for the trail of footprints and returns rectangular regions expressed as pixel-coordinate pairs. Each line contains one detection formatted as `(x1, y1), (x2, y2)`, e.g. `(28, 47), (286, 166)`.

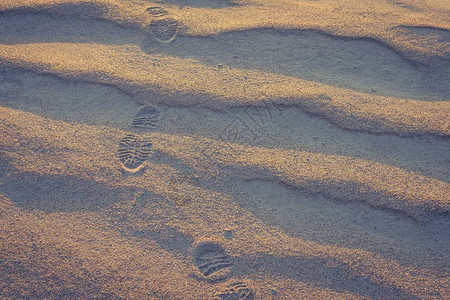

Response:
(147, 6), (179, 43)
(118, 106), (256, 296)
(119, 110), (256, 296)
(118, 104), (161, 172)
(5, 3), (440, 298)
(193, 242), (255, 299)
(124, 7), (253, 297)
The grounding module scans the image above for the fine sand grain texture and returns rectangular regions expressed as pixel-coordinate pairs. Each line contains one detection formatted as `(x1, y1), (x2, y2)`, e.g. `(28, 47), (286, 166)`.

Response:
(1, 0), (449, 299)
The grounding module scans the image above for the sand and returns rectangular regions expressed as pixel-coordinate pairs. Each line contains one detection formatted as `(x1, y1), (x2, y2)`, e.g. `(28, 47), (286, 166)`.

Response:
(0, 0), (449, 299)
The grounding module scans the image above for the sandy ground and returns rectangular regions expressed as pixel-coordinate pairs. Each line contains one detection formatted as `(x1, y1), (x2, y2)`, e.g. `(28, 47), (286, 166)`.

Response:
(0, 0), (449, 299)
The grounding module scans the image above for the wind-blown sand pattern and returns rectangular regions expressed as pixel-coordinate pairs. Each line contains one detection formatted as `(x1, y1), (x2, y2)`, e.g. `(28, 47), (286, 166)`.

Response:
(0, 0), (449, 299)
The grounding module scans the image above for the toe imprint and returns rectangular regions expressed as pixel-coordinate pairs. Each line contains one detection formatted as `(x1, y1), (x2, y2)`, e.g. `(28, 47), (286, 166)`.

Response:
(147, 6), (170, 18)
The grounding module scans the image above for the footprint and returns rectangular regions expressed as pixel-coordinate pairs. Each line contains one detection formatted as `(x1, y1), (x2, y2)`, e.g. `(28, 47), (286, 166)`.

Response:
(194, 241), (232, 278)
(212, 282), (255, 300)
(147, 6), (170, 18)
(150, 19), (179, 42)
(388, 0), (419, 11)
(118, 134), (153, 173)
(147, 6), (179, 43)
(132, 105), (162, 129)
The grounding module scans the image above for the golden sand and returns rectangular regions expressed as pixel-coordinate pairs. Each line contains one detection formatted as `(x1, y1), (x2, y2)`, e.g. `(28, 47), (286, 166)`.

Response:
(1, 0), (449, 299)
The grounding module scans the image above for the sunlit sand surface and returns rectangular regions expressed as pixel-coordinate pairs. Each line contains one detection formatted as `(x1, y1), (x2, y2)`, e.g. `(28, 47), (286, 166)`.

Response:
(1, 0), (449, 299)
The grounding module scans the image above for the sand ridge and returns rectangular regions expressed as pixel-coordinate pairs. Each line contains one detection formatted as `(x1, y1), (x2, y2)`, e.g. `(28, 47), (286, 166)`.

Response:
(2, 106), (449, 218)
(1, 0), (449, 58)
(0, 0), (448, 137)
(0, 43), (448, 137)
